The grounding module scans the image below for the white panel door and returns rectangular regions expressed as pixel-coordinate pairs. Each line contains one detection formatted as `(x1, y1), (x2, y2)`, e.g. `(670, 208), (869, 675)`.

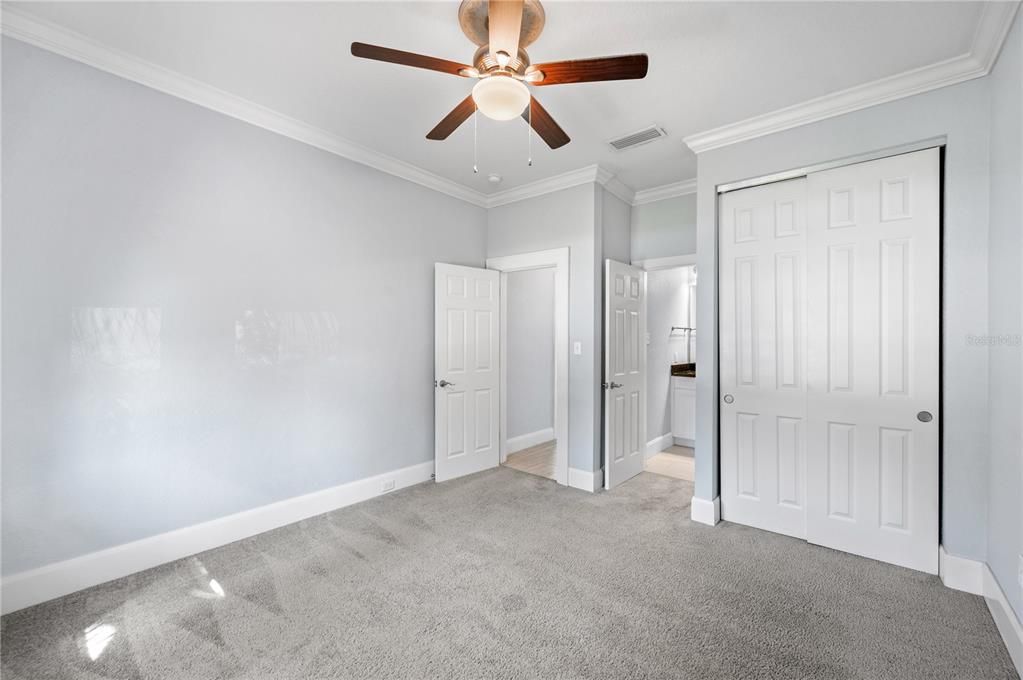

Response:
(604, 259), (647, 489)
(720, 178), (809, 538)
(805, 148), (940, 573)
(435, 263), (500, 482)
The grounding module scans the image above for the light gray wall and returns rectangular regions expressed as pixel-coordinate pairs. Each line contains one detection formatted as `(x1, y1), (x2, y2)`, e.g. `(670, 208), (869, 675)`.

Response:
(695, 76), (993, 561)
(506, 268), (555, 439)
(631, 194), (697, 261)
(986, 9), (1022, 622)
(1, 38), (487, 575)
(646, 267), (690, 440)
(487, 184), (602, 472)
(600, 188), (632, 264)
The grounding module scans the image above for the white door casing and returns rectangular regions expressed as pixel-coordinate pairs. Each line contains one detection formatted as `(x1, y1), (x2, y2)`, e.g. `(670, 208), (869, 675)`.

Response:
(434, 263), (501, 482)
(720, 178), (809, 539)
(805, 148), (940, 573)
(604, 259), (647, 489)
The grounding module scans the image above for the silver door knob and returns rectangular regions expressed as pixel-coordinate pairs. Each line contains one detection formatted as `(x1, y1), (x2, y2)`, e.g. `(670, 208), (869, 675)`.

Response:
(723, 394), (734, 404)
(603, 382), (623, 389)
(437, 379), (455, 387)
(917, 411), (933, 423)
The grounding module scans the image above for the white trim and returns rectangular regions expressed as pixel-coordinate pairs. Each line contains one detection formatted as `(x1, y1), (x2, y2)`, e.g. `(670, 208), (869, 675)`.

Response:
(673, 436), (695, 448)
(984, 564), (1023, 676)
(486, 165), (629, 209)
(691, 495), (720, 526)
(633, 254), (698, 271)
(939, 545), (985, 595)
(632, 179), (698, 205)
(0, 460), (433, 614)
(0, 8), (490, 208)
(486, 247), (570, 487)
(568, 467), (600, 493)
(505, 427), (556, 455)
(644, 432), (674, 459)
(683, 1), (1021, 154)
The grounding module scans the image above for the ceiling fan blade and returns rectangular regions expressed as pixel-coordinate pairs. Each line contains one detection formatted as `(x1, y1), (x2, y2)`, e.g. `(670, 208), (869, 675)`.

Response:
(527, 54), (648, 86)
(521, 96), (570, 149)
(427, 95), (477, 140)
(351, 42), (475, 77)
(488, 0), (524, 62)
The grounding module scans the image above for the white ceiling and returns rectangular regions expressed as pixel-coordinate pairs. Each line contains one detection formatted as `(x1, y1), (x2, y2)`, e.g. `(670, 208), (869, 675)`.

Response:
(9, 1), (988, 195)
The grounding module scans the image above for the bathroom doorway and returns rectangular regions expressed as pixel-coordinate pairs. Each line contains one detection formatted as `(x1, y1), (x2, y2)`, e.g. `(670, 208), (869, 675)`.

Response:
(637, 256), (697, 482)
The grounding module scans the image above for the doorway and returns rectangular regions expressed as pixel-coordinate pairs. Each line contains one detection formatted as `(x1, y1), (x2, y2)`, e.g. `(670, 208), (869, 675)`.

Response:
(634, 256), (698, 483)
(487, 248), (570, 486)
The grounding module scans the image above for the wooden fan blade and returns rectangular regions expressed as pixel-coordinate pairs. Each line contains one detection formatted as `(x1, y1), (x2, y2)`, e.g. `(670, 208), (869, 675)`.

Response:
(351, 42), (474, 77)
(488, 0), (524, 62)
(521, 96), (570, 149)
(427, 95), (476, 140)
(528, 54), (648, 86)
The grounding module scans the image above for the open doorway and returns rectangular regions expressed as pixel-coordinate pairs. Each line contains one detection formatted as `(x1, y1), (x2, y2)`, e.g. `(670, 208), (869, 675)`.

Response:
(503, 266), (556, 479)
(639, 256), (697, 482)
(486, 248), (570, 486)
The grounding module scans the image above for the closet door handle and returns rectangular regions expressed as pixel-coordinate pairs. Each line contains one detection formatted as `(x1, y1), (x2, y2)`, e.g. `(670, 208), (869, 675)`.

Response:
(723, 394), (734, 404)
(917, 411), (933, 423)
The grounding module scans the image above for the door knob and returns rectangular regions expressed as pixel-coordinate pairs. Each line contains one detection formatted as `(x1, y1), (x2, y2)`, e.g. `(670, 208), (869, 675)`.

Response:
(436, 379), (455, 387)
(723, 394), (734, 404)
(603, 382), (623, 389)
(917, 411), (933, 423)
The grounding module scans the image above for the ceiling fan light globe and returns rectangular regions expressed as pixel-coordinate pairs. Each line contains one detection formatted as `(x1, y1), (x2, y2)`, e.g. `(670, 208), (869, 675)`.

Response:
(471, 76), (530, 121)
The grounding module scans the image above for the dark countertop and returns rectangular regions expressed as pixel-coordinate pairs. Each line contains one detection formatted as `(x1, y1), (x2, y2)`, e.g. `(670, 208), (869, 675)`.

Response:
(671, 363), (696, 377)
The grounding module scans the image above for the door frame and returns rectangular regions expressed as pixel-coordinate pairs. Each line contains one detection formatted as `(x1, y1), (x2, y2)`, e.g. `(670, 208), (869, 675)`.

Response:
(486, 247), (570, 486)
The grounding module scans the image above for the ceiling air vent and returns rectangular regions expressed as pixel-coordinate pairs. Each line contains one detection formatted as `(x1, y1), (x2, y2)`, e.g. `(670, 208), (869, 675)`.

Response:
(608, 125), (667, 151)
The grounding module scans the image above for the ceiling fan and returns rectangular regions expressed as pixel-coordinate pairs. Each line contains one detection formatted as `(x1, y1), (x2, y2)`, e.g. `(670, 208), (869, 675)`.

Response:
(351, 0), (648, 150)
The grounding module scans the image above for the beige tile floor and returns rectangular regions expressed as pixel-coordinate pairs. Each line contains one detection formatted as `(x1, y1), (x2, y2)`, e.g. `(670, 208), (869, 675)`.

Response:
(503, 440), (556, 480)
(644, 445), (695, 481)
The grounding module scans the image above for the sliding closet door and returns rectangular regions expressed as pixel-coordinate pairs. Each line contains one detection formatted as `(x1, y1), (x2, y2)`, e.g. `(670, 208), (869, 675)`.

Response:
(805, 148), (940, 573)
(720, 178), (808, 538)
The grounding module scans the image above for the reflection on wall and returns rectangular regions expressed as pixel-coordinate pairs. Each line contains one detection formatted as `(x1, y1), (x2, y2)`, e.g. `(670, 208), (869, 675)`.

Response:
(70, 307), (161, 373)
(235, 311), (342, 368)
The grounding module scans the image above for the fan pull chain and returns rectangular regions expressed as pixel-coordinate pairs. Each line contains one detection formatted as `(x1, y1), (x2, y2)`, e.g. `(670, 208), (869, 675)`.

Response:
(473, 105), (479, 174)
(527, 100), (533, 167)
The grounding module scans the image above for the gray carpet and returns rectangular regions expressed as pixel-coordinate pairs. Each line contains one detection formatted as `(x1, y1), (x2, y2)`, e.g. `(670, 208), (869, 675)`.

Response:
(1, 468), (1017, 679)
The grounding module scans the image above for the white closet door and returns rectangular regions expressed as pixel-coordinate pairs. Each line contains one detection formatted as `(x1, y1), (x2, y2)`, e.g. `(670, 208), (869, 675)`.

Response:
(805, 149), (940, 573)
(720, 178), (808, 538)
(434, 263), (501, 482)
(604, 259), (647, 490)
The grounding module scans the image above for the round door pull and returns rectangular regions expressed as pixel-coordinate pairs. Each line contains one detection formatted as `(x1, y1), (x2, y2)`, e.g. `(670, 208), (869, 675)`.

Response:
(917, 411), (933, 423)
(723, 394), (734, 404)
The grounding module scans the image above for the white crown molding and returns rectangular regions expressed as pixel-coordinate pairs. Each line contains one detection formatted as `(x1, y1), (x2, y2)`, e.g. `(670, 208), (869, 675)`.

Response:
(683, 1), (1022, 154)
(0, 7), (491, 208)
(632, 179), (697, 205)
(485, 164), (603, 208)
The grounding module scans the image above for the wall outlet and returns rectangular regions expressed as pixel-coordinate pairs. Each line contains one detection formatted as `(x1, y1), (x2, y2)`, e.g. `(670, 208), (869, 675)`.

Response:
(381, 479), (395, 493)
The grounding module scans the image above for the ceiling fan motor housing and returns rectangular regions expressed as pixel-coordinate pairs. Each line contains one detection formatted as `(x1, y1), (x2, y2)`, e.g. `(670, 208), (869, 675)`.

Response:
(458, 0), (546, 48)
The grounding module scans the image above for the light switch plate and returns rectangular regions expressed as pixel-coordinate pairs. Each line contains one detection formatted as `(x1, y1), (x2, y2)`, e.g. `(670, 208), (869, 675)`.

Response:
(573, 341), (582, 356)
(1017, 554), (1023, 590)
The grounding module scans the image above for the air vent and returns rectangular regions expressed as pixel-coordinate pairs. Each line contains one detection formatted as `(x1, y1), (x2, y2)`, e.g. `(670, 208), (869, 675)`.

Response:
(608, 125), (667, 151)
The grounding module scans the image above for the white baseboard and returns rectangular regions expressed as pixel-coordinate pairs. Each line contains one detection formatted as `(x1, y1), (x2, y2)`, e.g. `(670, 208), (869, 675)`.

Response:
(505, 427), (555, 455)
(984, 563), (1023, 676)
(673, 436), (695, 448)
(691, 495), (720, 526)
(568, 467), (600, 493)
(644, 433), (673, 459)
(939, 545), (985, 595)
(938, 547), (1023, 676)
(0, 460), (434, 614)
